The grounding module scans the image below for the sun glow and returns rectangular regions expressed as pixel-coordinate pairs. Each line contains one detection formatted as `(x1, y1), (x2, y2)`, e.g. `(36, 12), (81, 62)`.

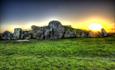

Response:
(89, 23), (102, 31)
(72, 17), (114, 32)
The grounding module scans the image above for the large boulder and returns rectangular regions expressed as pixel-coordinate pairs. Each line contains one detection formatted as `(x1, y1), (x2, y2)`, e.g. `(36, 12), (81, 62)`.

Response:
(1, 31), (13, 40)
(21, 31), (32, 40)
(31, 25), (40, 31)
(43, 26), (51, 39)
(31, 26), (45, 39)
(35, 27), (45, 39)
(101, 28), (107, 37)
(31, 25), (38, 39)
(75, 29), (82, 37)
(80, 30), (89, 38)
(0, 33), (2, 40)
(48, 20), (65, 39)
(48, 20), (62, 29)
(13, 28), (22, 39)
(63, 26), (76, 38)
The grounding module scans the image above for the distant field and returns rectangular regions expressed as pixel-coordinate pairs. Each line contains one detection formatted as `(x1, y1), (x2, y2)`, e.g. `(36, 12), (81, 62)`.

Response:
(0, 37), (115, 70)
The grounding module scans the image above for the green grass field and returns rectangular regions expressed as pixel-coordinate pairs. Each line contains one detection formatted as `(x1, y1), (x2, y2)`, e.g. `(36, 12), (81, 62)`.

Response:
(0, 37), (115, 70)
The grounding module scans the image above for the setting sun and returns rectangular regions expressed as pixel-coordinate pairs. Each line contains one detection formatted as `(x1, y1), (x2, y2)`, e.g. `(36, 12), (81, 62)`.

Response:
(72, 17), (114, 33)
(89, 23), (102, 31)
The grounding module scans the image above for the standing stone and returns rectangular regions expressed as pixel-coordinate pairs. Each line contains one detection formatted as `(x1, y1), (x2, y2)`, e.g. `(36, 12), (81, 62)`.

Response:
(31, 27), (45, 40)
(43, 26), (51, 39)
(13, 28), (22, 39)
(1, 31), (13, 40)
(64, 26), (76, 38)
(101, 28), (107, 37)
(21, 31), (31, 40)
(31, 25), (42, 39)
(48, 20), (65, 39)
(0, 33), (2, 40)
(81, 32), (86, 37)
(36, 27), (45, 39)
(80, 30), (89, 38)
(75, 29), (82, 37)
